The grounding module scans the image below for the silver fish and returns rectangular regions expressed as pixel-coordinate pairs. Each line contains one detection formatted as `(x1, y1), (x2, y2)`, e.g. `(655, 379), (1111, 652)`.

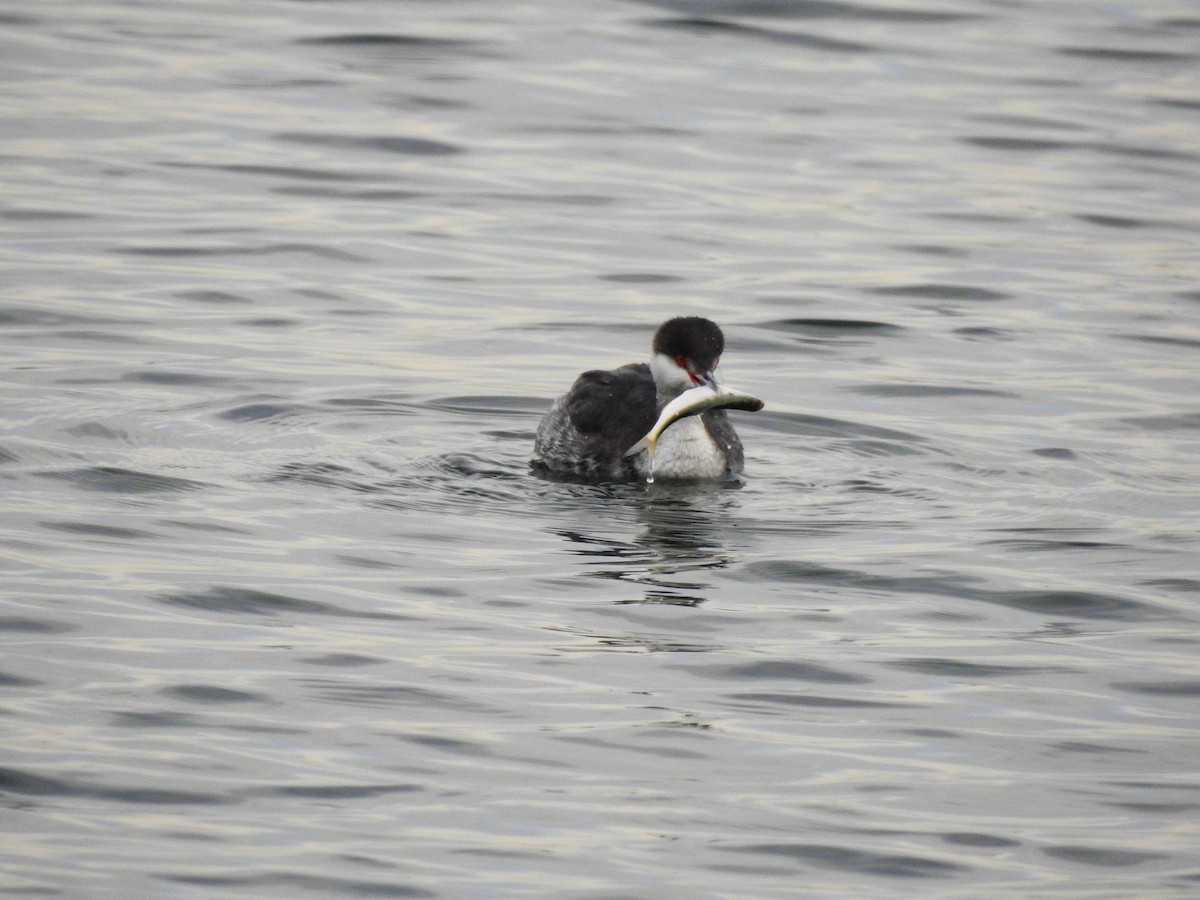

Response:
(624, 384), (764, 469)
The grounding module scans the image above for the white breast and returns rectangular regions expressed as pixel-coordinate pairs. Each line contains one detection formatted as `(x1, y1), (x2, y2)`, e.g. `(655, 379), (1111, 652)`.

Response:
(635, 415), (727, 480)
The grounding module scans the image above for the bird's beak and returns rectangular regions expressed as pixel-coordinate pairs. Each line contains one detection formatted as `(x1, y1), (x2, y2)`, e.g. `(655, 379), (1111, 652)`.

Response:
(681, 354), (720, 389)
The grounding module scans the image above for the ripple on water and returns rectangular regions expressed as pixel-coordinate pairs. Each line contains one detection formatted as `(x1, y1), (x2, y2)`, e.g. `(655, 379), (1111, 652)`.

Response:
(984, 534), (1125, 552)
(120, 370), (233, 387)
(0, 766), (231, 806)
(952, 326), (1018, 341)
(218, 401), (310, 422)
(675, 659), (869, 684)
(870, 283), (1012, 302)
(299, 653), (386, 668)
(599, 272), (685, 283)
(302, 680), (477, 711)
(852, 384), (1018, 399)
(888, 658), (1072, 678)
(1116, 412), (1200, 432)
(275, 131), (464, 156)
(37, 466), (208, 494)
(0, 670), (40, 687)
(162, 685), (265, 705)
(1030, 447), (1077, 460)
(942, 832), (1021, 849)
(295, 33), (482, 51)
(721, 843), (970, 878)
(424, 395), (547, 417)
(758, 317), (904, 344)
(743, 560), (1163, 620)
(0, 616), (73, 634)
(1110, 680), (1200, 698)
(1076, 213), (1166, 230)
(642, 17), (876, 54)
(755, 411), (928, 456)
(1141, 578), (1200, 594)
(155, 873), (436, 898)
(0, 305), (127, 328)
(643, 0), (982, 23)
(399, 459), (529, 512)
(961, 136), (1076, 154)
(116, 242), (370, 262)
(160, 586), (414, 621)
(112, 711), (203, 730)
(0, 207), (93, 222)
(1051, 742), (1145, 756)
(174, 289), (254, 305)
(164, 161), (385, 184)
(41, 521), (157, 540)
(1055, 46), (1196, 64)
(260, 783), (422, 800)
(264, 462), (383, 493)
(963, 135), (1197, 163)
(1119, 333), (1200, 350)
(1042, 846), (1171, 867)
(725, 692), (904, 710)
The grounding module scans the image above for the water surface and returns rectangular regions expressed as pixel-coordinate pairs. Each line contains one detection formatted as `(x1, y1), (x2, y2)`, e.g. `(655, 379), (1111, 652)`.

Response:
(2, 0), (1199, 896)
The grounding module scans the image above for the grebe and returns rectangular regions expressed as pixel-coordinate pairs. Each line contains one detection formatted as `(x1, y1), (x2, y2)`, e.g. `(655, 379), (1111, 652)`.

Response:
(532, 317), (757, 481)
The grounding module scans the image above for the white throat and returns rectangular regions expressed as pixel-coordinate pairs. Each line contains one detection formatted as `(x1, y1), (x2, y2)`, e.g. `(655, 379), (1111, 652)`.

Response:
(650, 351), (695, 399)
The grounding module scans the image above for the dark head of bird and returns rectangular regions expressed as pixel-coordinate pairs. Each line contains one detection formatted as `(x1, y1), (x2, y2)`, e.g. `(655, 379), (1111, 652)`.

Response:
(651, 316), (724, 391)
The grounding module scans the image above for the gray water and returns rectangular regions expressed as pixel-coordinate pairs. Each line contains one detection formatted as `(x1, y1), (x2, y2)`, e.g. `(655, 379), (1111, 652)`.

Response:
(3, 0), (1199, 896)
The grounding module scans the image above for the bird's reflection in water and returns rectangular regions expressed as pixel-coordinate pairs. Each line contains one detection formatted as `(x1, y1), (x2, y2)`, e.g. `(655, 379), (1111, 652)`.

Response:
(554, 479), (745, 607)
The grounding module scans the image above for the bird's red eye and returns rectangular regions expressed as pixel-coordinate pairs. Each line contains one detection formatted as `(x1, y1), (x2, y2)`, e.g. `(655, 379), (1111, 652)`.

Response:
(674, 355), (687, 369)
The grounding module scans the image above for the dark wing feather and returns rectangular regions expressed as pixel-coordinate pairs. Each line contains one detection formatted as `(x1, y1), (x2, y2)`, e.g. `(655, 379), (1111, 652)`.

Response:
(533, 363), (657, 479)
(568, 364), (656, 441)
